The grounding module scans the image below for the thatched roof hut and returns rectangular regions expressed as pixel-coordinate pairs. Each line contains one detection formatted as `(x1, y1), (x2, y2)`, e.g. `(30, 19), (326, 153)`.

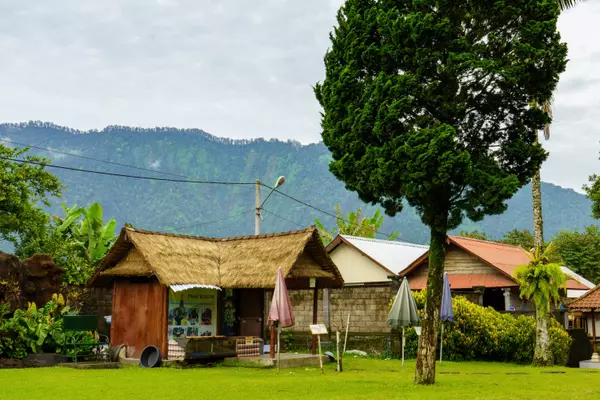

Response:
(90, 226), (343, 289)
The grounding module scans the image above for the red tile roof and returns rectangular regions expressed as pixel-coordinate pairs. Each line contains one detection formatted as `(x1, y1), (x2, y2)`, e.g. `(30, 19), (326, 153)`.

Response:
(449, 236), (531, 277)
(568, 284), (600, 311)
(409, 274), (519, 290)
(404, 236), (593, 291)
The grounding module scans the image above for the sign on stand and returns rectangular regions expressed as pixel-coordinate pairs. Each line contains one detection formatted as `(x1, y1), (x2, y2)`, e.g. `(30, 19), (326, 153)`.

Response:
(309, 324), (328, 373)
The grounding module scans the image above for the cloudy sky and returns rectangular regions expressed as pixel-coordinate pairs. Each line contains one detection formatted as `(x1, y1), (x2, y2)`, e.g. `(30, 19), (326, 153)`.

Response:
(0, 1), (598, 192)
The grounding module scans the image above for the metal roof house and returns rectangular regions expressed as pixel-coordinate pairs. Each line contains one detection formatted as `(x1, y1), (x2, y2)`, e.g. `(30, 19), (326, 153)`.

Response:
(325, 235), (429, 285)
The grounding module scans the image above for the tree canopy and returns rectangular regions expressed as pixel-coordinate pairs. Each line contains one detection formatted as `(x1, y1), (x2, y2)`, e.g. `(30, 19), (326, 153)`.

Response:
(553, 226), (600, 284)
(0, 144), (62, 244)
(502, 229), (536, 250)
(316, 0), (567, 384)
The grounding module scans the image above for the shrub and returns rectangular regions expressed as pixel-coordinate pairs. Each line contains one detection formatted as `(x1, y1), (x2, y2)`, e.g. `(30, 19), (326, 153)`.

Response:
(390, 290), (572, 365)
(0, 295), (95, 359)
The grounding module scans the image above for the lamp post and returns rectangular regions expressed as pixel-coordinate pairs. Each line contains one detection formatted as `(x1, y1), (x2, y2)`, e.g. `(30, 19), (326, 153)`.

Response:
(254, 176), (286, 359)
(255, 176), (286, 235)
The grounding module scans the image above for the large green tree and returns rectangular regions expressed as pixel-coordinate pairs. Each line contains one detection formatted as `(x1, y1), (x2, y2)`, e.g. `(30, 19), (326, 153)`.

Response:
(502, 229), (536, 250)
(314, 204), (399, 244)
(514, 244), (566, 366)
(316, 0), (567, 384)
(553, 226), (600, 284)
(0, 145), (62, 244)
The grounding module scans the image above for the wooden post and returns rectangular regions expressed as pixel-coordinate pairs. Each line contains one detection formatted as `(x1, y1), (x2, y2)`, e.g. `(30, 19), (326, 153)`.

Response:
(311, 284), (318, 355)
(269, 324), (276, 359)
(317, 334), (323, 374)
(336, 331), (342, 372)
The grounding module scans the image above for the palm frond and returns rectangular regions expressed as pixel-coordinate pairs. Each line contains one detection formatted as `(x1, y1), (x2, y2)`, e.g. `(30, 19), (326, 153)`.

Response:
(558, 0), (586, 11)
(542, 99), (553, 140)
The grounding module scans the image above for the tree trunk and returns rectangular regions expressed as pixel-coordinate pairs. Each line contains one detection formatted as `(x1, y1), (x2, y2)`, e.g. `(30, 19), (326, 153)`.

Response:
(532, 167), (544, 250)
(414, 228), (447, 385)
(533, 303), (553, 366)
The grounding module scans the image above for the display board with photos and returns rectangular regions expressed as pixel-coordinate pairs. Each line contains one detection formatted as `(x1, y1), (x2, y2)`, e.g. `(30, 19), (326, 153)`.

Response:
(168, 288), (218, 339)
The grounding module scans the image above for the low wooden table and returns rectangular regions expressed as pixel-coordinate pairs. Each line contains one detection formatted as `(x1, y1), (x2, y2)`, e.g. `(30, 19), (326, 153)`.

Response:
(175, 336), (237, 360)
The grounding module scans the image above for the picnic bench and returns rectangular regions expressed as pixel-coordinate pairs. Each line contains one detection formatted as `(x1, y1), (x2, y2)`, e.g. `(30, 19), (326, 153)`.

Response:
(63, 315), (109, 363)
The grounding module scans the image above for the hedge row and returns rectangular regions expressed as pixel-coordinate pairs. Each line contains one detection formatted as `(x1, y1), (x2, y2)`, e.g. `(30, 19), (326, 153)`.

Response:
(393, 291), (571, 365)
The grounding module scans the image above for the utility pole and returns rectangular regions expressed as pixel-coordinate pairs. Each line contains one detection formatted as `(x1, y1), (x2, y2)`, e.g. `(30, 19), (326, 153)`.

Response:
(255, 176), (287, 359)
(255, 180), (261, 235)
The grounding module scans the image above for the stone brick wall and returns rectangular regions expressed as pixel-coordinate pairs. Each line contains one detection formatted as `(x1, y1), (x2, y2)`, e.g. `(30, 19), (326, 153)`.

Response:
(80, 288), (113, 317)
(265, 285), (395, 335)
(80, 287), (113, 336)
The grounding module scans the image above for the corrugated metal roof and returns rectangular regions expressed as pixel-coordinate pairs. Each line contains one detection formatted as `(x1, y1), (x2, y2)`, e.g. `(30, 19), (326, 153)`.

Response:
(561, 267), (595, 290)
(339, 235), (429, 275)
(567, 289), (589, 299)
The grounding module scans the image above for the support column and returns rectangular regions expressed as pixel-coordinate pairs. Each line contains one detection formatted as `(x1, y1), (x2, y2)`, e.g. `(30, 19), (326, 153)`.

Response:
(311, 284), (318, 355)
(591, 311), (599, 362)
(502, 288), (512, 311)
(323, 288), (330, 331)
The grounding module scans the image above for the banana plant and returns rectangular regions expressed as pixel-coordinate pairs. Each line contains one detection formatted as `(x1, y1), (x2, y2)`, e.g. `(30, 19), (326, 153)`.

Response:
(57, 202), (117, 266)
(315, 204), (399, 244)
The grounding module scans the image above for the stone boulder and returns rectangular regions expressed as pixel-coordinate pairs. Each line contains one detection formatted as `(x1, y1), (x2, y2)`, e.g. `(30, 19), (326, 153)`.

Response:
(0, 251), (23, 309)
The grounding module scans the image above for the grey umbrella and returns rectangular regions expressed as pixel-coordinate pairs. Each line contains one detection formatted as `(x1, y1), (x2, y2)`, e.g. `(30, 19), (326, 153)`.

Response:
(387, 277), (420, 367)
(440, 272), (454, 363)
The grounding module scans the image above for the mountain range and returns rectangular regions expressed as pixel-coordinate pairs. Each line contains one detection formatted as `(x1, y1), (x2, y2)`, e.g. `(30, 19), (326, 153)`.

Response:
(0, 121), (596, 246)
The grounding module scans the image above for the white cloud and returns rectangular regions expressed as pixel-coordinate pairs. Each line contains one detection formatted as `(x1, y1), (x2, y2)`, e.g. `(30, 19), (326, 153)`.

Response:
(0, 0), (597, 192)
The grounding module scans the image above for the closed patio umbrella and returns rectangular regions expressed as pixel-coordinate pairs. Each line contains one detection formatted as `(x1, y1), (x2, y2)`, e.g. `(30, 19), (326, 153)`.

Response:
(267, 267), (295, 373)
(387, 277), (420, 367)
(440, 272), (454, 363)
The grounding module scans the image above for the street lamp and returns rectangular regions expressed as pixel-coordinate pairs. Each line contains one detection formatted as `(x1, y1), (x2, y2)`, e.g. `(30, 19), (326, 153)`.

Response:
(255, 176), (286, 235)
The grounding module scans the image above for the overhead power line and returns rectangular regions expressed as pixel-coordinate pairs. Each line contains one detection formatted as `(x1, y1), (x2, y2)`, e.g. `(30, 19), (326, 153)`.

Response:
(262, 185), (398, 239)
(0, 138), (187, 179)
(1, 157), (256, 186)
(168, 209), (254, 232)
(2, 140), (399, 239)
(262, 208), (306, 229)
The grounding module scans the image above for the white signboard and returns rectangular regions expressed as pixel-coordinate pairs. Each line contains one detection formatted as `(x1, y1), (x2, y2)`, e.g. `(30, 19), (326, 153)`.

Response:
(168, 288), (217, 339)
(309, 324), (328, 335)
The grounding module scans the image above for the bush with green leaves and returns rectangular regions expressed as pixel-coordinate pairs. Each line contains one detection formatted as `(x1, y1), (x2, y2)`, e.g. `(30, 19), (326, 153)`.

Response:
(390, 291), (571, 365)
(0, 295), (95, 359)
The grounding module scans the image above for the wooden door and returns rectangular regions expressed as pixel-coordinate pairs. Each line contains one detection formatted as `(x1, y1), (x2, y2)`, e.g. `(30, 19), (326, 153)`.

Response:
(237, 289), (264, 338)
(110, 279), (168, 359)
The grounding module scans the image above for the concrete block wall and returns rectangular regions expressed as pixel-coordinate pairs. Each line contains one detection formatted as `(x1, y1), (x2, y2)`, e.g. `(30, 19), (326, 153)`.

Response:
(265, 285), (395, 335)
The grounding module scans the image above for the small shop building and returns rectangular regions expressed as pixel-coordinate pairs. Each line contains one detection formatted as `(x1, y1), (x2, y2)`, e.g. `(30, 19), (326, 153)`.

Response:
(89, 226), (342, 360)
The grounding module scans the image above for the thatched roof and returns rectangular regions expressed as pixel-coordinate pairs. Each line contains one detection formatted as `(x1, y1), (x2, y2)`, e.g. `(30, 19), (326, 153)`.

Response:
(89, 226), (342, 289)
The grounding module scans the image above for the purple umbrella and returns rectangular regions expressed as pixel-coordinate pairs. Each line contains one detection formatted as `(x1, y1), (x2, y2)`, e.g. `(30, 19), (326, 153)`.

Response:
(440, 272), (454, 363)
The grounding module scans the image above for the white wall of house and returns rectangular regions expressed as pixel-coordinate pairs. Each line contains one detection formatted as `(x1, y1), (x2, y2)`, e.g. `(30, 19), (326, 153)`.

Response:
(329, 244), (391, 284)
(586, 315), (600, 339)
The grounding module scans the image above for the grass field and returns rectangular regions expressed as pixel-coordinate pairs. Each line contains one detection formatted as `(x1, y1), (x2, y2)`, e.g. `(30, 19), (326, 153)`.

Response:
(0, 358), (598, 400)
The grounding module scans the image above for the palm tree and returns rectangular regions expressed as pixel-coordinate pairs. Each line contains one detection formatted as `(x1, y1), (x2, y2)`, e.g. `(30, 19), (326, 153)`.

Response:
(532, 0), (586, 248)
(514, 244), (567, 366)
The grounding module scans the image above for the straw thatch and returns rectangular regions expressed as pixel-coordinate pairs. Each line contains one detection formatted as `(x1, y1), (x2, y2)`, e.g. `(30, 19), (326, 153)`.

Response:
(90, 226), (342, 289)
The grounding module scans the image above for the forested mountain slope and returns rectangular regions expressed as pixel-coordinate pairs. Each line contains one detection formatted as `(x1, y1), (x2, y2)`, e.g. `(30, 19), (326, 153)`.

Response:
(0, 122), (595, 245)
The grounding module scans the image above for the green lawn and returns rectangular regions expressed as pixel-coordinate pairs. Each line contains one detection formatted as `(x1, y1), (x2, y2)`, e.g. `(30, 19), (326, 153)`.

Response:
(0, 359), (598, 400)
